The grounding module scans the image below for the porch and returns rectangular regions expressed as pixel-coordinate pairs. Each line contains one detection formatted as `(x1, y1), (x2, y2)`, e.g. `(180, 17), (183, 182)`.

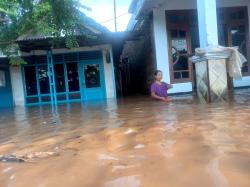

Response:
(128, 0), (250, 94)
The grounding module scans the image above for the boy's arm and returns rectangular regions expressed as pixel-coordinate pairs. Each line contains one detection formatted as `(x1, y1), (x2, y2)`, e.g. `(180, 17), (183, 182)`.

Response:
(151, 92), (165, 100)
(166, 83), (173, 89)
(162, 82), (173, 89)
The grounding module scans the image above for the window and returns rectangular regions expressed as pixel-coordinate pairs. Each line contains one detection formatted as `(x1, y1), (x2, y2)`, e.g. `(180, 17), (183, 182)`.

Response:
(230, 10), (245, 20)
(67, 63), (80, 92)
(230, 25), (248, 73)
(0, 71), (6, 87)
(218, 7), (249, 74)
(54, 64), (66, 93)
(170, 28), (190, 81)
(169, 15), (186, 23)
(172, 39), (188, 52)
(24, 62), (81, 104)
(171, 30), (186, 38)
(24, 66), (37, 95)
(84, 64), (101, 88)
(37, 66), (50, 94)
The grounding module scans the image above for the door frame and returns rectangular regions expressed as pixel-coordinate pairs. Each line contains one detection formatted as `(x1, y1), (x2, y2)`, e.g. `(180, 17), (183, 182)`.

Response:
(166, 10), (193, 84)
(0, 66), (13, 108)
(222, 7), (250, 76)
(78, 59), (106, 101)
(165, 7), (250, 84)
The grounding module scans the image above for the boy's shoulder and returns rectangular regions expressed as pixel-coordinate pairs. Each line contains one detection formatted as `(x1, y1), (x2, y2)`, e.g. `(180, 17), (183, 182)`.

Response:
(161, 82), (168, 85)
(151, 82), (156, 87)
(151, 82), (168, 85)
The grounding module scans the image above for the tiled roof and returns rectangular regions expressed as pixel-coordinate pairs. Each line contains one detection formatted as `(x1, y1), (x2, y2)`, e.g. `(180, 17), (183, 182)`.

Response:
(16, 12), (110, 42)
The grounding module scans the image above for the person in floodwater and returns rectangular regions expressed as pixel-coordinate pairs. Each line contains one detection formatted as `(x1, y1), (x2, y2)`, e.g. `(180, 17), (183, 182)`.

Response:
(151, 70), (173, 102)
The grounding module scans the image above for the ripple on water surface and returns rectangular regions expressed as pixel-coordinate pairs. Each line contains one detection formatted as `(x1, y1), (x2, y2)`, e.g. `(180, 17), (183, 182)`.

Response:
(0, 91), (250, 187)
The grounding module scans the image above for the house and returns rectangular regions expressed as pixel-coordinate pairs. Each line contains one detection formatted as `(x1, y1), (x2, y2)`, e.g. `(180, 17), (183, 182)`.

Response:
(0, 15), (137, 108)
(127, 0), (250, 94)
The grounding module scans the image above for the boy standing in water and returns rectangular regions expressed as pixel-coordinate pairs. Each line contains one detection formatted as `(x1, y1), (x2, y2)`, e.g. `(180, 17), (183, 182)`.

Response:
(151, 70), (173, 102)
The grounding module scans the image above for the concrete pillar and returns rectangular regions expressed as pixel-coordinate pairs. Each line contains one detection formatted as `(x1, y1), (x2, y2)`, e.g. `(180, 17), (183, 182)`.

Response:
(102, 45), (116, 99)
(10, 66), (25, 106)
(153, 8), (171, 83)
(197, 0), (219, 47)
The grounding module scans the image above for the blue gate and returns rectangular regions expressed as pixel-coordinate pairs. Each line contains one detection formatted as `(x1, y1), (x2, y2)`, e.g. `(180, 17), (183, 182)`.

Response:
(0, 66), (13, 108)
(22, 51), (106, 106)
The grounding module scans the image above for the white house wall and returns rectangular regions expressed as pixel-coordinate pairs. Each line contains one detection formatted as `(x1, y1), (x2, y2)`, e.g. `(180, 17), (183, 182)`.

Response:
(102, 45), (116, 99)
(153, 8), (171, 84)
(10, 66), (25, 106)
(153, 0), (250, 93)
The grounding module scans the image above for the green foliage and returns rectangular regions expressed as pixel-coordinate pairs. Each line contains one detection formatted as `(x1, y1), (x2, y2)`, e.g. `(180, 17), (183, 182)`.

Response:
(9, 57), (27, 66)
(0, 0), (88, 65)
(65, 35), (79, 49)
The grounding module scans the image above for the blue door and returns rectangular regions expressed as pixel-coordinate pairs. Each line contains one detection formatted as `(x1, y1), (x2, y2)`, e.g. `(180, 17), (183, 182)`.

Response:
(0, 67), (13, 108)
(79, 59), (106, 101)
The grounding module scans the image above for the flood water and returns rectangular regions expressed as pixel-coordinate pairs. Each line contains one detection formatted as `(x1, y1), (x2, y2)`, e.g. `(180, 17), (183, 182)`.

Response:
(0, 90), (250, 187)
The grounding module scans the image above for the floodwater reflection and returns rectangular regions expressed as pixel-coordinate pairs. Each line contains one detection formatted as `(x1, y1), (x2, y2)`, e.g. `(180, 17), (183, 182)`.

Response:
(0, 90), (250, 187)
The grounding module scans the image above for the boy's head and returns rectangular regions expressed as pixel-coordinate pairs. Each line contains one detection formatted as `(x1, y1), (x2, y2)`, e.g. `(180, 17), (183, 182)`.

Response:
(154, 70), (163, 81)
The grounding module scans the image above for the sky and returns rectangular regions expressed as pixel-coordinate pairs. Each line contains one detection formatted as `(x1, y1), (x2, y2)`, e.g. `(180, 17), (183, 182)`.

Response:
(81, 0), (132, 32)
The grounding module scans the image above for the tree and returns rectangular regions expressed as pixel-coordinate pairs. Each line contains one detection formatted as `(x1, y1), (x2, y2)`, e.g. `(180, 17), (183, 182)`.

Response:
(0, 0), (90, 65)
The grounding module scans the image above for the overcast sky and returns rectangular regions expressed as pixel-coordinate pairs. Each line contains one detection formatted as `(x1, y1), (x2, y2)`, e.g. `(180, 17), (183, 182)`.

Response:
(82, 0), (132, 32)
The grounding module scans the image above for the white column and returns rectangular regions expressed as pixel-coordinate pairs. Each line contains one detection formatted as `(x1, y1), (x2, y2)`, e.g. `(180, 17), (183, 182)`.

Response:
(153, 8), (171, 83)
(102, 45), (116, 99)
(10, 66), (25, 106)
(197, 0), (219, 47)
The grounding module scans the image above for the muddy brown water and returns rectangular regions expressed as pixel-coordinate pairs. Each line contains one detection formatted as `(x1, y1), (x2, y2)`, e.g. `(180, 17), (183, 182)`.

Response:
(0, 90), (250, 187)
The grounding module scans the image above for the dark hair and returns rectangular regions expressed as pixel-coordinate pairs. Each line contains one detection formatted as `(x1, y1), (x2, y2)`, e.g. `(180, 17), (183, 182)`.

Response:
(154, 70), (162, 76)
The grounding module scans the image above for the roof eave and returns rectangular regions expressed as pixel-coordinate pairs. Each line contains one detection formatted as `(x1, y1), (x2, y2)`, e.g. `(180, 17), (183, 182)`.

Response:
(16, 31), (141, 52)
(128, 0), (137, 13)
(127, 0), (148, 31)
(128, 0), (146, 16)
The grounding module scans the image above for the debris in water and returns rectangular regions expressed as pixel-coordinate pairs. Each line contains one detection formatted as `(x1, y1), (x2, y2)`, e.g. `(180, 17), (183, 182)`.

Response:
(0, 151), (58, 163)
(0, 155), (25, 163)
(105, 176), (141, 187)
(10, 174), (15, 180)
(2, 167), (12, 173)
(134, 144), (145, 149)
(25, 151), (57, 160)
(98, 154), (119, 161)
(112, 164), (140, 172)
(128, 155), (147, 160)
(124, 129), (135, 135)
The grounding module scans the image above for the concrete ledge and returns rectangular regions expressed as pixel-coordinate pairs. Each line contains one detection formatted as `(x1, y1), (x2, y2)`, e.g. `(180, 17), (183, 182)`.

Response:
(168, 82), (193, 94)
(168, 91), (193, 96)
(234, 76), (250, 88)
